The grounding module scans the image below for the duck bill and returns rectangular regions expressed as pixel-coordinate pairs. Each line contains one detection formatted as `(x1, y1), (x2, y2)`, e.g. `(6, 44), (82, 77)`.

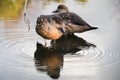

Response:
(52, 10), (59, 13)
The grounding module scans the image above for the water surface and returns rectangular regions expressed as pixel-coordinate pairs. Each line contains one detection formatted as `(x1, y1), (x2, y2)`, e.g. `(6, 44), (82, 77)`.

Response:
(0, 0), (120, 80)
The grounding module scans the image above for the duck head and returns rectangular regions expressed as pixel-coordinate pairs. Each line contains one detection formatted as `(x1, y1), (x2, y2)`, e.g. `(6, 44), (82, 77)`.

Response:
(36, 15), (58, 31)
(36, 15), (49, 28)
(52, 4), (69, 13)
(36, 15), (64, 29)
(36, 14), (65, 40)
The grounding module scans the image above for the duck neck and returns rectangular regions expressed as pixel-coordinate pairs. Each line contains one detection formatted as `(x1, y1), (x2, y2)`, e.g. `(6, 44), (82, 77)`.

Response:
(48, 17), (52, 30)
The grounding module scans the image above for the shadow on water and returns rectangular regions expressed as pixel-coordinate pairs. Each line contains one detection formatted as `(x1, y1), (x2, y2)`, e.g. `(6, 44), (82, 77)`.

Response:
(34, 34), (96, 79)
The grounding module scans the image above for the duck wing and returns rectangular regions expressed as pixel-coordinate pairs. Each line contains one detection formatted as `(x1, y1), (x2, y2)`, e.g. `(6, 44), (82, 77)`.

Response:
(58, 12), (91, 27)
(70, 12), (91, 27)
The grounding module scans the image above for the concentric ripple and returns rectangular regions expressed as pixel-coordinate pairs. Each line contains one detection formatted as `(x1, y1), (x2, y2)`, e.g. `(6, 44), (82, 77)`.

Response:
(0, 30), (37, 69)
(0, 29), (120, 69)
(0, 28), (120, 80)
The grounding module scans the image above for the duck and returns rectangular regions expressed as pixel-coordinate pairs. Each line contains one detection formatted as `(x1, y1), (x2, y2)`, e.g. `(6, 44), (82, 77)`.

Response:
(52, 4), (98, 34)
(36, 14), (65, 46)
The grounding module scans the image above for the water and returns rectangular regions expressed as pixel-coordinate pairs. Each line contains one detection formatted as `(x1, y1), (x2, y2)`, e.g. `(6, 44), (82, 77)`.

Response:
(0, 0), (120, 80)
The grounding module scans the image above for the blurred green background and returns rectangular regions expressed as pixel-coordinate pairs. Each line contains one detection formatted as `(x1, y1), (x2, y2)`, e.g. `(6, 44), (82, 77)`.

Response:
(0, 0), (87, 19)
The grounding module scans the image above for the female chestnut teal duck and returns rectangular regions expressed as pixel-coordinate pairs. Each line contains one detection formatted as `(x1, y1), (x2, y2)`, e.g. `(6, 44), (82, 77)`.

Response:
(36, 14), (65, 46)
(52, 4), (98, 34)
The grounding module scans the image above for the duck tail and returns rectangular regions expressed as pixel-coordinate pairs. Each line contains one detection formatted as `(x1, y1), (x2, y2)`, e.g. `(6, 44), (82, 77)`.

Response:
(89, 26), (98, 30)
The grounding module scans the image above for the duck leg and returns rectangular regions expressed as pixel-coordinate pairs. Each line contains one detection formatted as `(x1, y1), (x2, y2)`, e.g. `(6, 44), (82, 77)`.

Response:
(51, 40), (56, 49)
(53, 40), (56, 44)
(44, 39), (47, 47)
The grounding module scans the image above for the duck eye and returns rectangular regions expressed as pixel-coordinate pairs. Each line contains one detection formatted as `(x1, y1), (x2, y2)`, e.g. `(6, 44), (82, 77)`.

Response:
(40, 18), (44, 21)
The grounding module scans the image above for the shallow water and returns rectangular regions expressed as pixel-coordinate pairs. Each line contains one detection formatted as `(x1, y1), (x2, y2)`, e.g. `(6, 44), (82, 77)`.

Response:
(0, 0), (120, 80)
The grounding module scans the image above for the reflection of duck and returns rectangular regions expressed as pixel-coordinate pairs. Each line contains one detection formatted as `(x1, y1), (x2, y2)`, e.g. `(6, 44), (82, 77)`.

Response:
(52, 4), (98, 34)
(51, 34), (96, 54)
(34, 34), (96, 79)
(34, 42), (63, 79)
(36, 14), (65, 46)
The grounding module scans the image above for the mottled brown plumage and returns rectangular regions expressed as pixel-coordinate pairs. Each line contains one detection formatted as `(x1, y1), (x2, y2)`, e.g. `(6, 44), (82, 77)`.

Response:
(52, 4), (98, 34)
(36, 14), (65, 46)
(36, 5), (98, 46)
